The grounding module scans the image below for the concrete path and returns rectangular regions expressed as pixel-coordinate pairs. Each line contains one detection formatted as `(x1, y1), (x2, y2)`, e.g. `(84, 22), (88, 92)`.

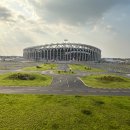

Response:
(0, 74), (130, 96)
(57, 63), (69, 71)
(0, 64), (130, 96)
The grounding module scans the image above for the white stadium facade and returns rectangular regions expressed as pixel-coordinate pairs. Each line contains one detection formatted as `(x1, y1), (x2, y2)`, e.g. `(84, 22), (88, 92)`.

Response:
(23, 43), (101, 62)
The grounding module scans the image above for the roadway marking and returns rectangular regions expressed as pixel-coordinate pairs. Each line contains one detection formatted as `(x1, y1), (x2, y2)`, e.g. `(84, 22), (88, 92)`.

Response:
(122, 91), (130, 93)
(66, 78), (69, 87)
(110, 90), (120, 92)
(64, 90), (72, 91)
(39, 90), (49, 92)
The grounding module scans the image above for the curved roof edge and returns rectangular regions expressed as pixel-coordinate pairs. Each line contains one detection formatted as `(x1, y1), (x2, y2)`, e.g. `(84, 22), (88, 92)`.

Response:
(23, 43), (101, 51)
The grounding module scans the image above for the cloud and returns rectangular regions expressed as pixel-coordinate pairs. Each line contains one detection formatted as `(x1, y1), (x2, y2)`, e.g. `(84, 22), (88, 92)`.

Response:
(0, 0), (130, 57)
(0, 6), (12, 21)
(30, 0), (130, 25)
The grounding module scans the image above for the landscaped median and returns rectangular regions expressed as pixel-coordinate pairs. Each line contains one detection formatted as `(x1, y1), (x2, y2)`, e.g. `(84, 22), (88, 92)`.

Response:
(0, 72), (52, 87)
(68, 64), (103, 72)
(55, 70), (75, 74)
(23, 63), (57, 71)
(81, 74), (130, 88)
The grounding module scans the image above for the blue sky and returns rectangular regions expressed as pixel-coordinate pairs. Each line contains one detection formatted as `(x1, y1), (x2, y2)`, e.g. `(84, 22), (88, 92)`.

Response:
(0, 0), (130, 58)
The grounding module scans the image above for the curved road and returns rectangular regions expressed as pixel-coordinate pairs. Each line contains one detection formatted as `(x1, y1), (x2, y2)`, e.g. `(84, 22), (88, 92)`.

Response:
(0, 64), (130, 96)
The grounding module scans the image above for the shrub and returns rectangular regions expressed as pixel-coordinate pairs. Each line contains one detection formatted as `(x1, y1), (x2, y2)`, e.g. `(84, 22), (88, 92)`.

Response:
(8, 73), (35, 80)
(88, 67), (91, 70)
(75, 95), (81, 98)
(36, 66), (42, 68)
(98, 75), (125, 82)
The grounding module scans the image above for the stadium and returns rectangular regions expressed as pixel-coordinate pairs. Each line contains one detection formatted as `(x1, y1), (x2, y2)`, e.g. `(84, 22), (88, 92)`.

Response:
(23, 43), (101, 61)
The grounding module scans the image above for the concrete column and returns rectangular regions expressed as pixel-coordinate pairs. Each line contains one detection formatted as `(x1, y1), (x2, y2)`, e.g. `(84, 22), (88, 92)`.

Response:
(93, 51), (95, 61)
(34, 50), (36, 60)
(37, 51), (39, 61)
(66, 49), (68, 61)
(95, 52), (98, 61)
(53, 49), (55, 60)
(77, 49), (78, 61)
(50, 49), (51, 60)
(80, 50), (81, 61)
(85, 50), (87, 61)
(47, 50), (48, 60)
(90, 50), (92, 61)
(81, 51), (83, 61)
(92, 50), (94, 61)
(65, 49), (66, 61)
(56, 49), (58, 60)
(60, 49), (61, 60)
(33, 50), (35, 60)
(42, 50), (44, 60)
(35, 51), (37, 60)
(38, 50), (40, 60)
(41, 50), (43, 60)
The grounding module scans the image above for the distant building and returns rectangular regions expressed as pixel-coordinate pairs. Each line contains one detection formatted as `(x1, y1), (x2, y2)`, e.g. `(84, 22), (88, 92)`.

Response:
(102, 58), (127, 63)
(23, 43), (101, 62)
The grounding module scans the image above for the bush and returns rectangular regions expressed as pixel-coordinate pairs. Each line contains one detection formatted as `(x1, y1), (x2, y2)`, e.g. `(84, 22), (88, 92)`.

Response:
(88, 67), (91, 70)
(98, 75), (125, 82)
(85, 67), (91, 70)
(36, 66), (42, 68)
(8, 73), (35, 80)
(64, 70), (67, 73)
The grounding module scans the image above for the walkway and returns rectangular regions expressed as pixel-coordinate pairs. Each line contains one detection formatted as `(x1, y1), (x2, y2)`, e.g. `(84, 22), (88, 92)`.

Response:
(0, 64), (130, 96)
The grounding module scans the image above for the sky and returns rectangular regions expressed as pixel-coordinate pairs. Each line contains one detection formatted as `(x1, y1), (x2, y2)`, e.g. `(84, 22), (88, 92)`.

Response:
(0, 0), (130, 58)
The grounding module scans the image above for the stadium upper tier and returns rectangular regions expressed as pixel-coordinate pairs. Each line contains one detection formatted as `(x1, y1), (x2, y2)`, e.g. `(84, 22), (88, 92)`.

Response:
(23, 43), (101, 61)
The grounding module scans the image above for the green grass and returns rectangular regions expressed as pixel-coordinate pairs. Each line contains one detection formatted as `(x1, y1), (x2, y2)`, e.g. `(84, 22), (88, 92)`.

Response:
(0, 72), (52, 86)
(0, 95), (130, 130)
(23, 63), (57, 71)
(81, 74), (130, 88)
(69, 64), (103, 72)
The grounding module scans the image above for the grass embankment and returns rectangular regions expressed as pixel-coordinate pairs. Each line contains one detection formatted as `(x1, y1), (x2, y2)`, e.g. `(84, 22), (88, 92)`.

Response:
(0, 72), (52, 86)
(69, 64), (103, 72)
(81, 74), (130, 88)
(0, 95), (130, 130)
(23, 63), (57, 71)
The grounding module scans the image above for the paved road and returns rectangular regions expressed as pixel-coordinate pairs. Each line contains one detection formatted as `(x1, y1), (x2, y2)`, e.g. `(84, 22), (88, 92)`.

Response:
(0, 64), (130, 96)
(57, 63), (69, 71)
(0, 74), (130, 96)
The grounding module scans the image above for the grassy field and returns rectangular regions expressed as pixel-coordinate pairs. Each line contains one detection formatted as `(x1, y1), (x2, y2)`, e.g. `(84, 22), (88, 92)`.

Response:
(0, 95), (130, 130)
(23, 63), (57, 71)
(81, 74), (130, 88)
(0, 72), (52, 86)
(69, 64), (103, 72)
